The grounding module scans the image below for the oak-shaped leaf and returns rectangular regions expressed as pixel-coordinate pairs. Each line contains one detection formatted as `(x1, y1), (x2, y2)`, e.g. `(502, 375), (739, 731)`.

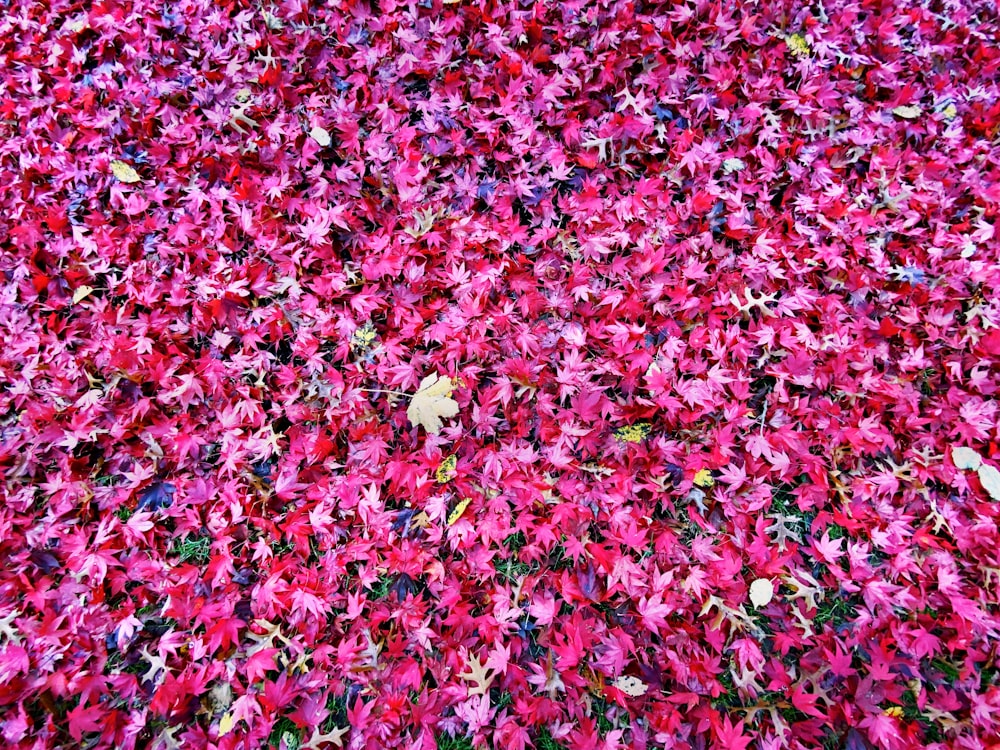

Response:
(459, 652), (499, 696)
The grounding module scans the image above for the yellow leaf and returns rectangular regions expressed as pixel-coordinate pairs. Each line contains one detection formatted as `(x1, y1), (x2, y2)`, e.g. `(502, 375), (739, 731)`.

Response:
(612, 675), (648, 696)
(786, 33), (811, 58)
(749, 578), (774, 608)
(350, 321), (377, 354)
(884, 706), (904, 718)
(892, 105), (922, 119)
(614, 423), (651, 443)
(406, 373), (459, 434)
(436, 454), (458, 483)
(219, 712), (235, 736)
(447, 497), (472, 526)
(942, 103), (957, 120)
(110, 160), (141, 183)
(693, 469), (714, 488)
(73, 285), (94, 304)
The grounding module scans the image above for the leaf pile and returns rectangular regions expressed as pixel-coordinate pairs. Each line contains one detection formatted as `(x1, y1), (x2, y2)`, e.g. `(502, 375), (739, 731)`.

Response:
(1, 0), (1000, 749)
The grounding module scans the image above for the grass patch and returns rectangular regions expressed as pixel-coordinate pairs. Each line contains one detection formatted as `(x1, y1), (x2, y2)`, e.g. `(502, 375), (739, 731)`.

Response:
(436, 732), (475, 750)
(170, 535), (211, 565)
(268, 717), (301, 749)
(504, 531), (527, 551)
(814, 593), (861, 628)
(533, 727), (563, 750)
(368, 573), (395, 600)
(497, 557), (536, 584)
(320, 693), (349, 733)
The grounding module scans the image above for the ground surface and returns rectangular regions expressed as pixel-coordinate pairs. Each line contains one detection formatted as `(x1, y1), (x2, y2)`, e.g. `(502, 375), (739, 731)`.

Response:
(2, 0), (1000, 748)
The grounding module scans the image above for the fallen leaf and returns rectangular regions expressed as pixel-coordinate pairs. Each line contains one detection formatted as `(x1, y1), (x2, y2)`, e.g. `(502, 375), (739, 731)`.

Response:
(0, 610), (22, 646)
(892, 105), (922, 119)
(73, 285), (95, 304)
(459, 652), (498, 695)
(447, 497), (472, 526)
(722, 157), (746, 173)
(978, 463), (1000, 501)
(614, 423), (651, 443)
(218, 712), (235, 736)
(952, 446), (982, 471)
(301, 725), (349, 749)
(436, 454), (458, 483)
(612, 675), (648, 696)
(749, 578), (774, 608)
(785, 33), (811, 57)
(406, 373), (459, 434)
(350, 321), (377, 354)
(693, 469), (715, 488)
(110, 160), (141, 183)
(403, 206), (439, 238)
(309, 126), (331, 147)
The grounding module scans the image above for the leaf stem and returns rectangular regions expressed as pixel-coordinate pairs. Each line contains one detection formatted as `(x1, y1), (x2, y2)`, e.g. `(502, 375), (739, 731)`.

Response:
(357, 388), (411, 397)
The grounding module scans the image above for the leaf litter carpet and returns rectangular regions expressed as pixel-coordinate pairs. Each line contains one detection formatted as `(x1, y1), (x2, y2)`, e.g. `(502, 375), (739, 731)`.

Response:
(2, 0), (1000, 749)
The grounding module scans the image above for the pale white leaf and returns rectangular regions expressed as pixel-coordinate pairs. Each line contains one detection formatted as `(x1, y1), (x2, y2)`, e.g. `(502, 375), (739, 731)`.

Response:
(952, 446), (982, 471)
(722, 158), (746, 174)
(749, 578), (774, 608)
(892, 105), (922, 119)
(73, 285), (95, 304)
(309, 126), (331, 147)
(406, 373), (459, 434)
(612, 675), (648, 696)
(978, 463), (1000, 501)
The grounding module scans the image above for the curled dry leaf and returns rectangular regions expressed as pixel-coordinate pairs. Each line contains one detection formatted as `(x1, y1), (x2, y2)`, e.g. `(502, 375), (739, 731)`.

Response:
(406, 373), (459, 434)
